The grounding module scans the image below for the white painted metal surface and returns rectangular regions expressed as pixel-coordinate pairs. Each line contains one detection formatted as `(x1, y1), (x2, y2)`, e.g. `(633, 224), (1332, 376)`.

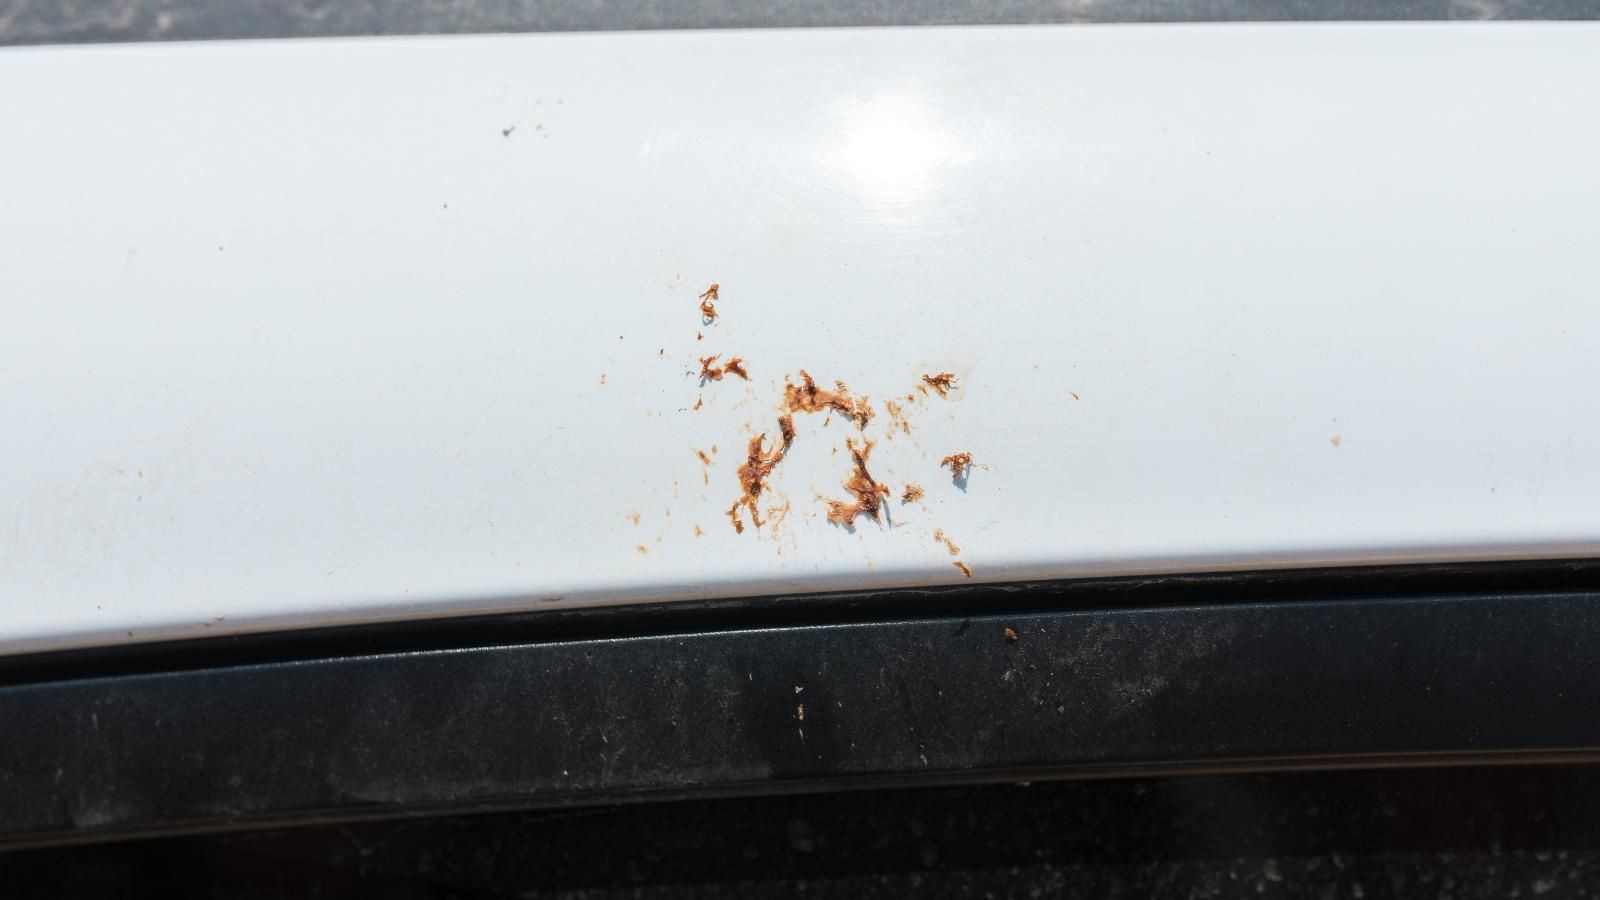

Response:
(3, 23), (1599, 655)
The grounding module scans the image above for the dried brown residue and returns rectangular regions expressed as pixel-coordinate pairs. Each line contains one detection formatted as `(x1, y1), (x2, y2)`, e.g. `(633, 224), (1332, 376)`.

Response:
(1330, 435), (1343, 448)
(696, 331), (703, 341)
(723, 357), (750, 380)
(824, 438), (891, 527)
(699, 355), (724, 382)
(784, 370), (873, 428)
(694, 524), (704, 537)
(699, 284), (719, 322)
(693, 396), (703, 411)
(940, 452), (973, 480)
(729, 422), (795, 533)
(933, 529), (960, 555)
(1069, 391), (1080, 401)
(901, 483), (924, 503)
(1004, 626), (1018, 642)
(599, 373), (606, 385)
(922, 372), (957, 397)
(953, 560), (972, 577)
(637, 545), (649, 554)
(883, 399), (912, 437)
(627, 512), (641, 525)
(695, 449), (713, 466)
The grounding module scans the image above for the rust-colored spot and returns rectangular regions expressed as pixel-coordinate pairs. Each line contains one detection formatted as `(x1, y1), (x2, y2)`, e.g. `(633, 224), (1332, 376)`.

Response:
(699, 283), (719, 322)
(934, 529), (960, 555)
(940, 452), (973, 480)
(699, 355), (724, 382)
(724, 357), (750, 380)
(694, 524), (704, 537)
(729, 423), (794, 533)
(696, 331), (704, 341)
(902, 483), (924, 503)
(695, 449), (713, 466)
(823, 438), (890, 527)
(636, 545), (648, 554)
(954, 560), (973, 577)
(693, 396), (703, 411)
(922, 372), (957, 397)
(784, 370), (873, 428)
(627, 512), (641, 525)
(1004, 626), (1018, 642)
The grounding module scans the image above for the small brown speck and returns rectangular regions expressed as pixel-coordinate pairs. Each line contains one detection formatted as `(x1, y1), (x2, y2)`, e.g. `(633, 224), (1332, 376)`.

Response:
(1004, 626), (1018, 642)
(922, 372), (957, 397)
(627, 512), (641, 525)
(1070, 391), (1080, 401)
(636, 545), (648, 554)
(659, 348), (665, 357)
(934, 529), (960, 555)
(694, 524), (704, 537)
(697, 331), (703, 341)
(695, 449), (713, 466)
(941, 452), (973, 480)
(699, 283), (719, 322)
(901, 483), (924, 503)
(796, 704), (805, 721)
(599, 373), (606, 385)
(723, 357), (750, 380)
(1330, 435), (1343, 447)
(693, 396), (703, 411)
(699, 355), (724, 382)
(954, 560), (973, 577)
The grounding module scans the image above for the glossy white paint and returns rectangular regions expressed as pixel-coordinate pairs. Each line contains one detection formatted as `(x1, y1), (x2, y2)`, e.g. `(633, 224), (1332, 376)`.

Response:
(2, 23), (1599, 655)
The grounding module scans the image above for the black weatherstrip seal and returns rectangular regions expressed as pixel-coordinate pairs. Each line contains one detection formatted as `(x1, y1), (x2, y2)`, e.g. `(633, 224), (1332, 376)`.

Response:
(3, 559), (1600, 850)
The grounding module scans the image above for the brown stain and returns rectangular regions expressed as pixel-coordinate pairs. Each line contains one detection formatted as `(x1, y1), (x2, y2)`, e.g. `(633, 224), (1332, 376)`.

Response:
(922, 372), (957, 397)
(783, 370), (873, 429)
(693, 396), (703, 411)
(694, 524), (704, 537)
(729, 420), (795, 533)
(1330, 435), (1343, 447)
(696, 331), (704, 341)
(883, 399), (913, 437)
(1004, 626), (1018, 642)
(940, 452), (973, 480)
(695, 449), (713, 466)
(723, 357), (750, 380)
(901, 483), (924, 503)
(627, 512), (641, 525)
(823, 438), (890, 527)
(699, 283), (719, 322)
(636, 545), (649, 554)
(699, 355), (724, 382)
(933, 529), (960, 555)
(1070, 391), (1080, 401)
(953, 560), (973, 577)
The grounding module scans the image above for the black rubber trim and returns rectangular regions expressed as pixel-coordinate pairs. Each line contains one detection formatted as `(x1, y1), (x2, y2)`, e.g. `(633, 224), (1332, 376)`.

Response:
(2, 0), (1598, 48)
(6, 558), (1600, 687)
(4, 574), (1600, 850)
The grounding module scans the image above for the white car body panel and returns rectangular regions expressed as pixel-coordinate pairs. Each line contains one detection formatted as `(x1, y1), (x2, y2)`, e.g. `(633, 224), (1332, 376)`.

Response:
(3, 23), (1599, 655)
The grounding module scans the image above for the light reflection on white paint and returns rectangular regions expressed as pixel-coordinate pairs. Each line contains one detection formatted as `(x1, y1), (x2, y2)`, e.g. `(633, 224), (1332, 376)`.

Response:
(826, 94), (974, 204)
